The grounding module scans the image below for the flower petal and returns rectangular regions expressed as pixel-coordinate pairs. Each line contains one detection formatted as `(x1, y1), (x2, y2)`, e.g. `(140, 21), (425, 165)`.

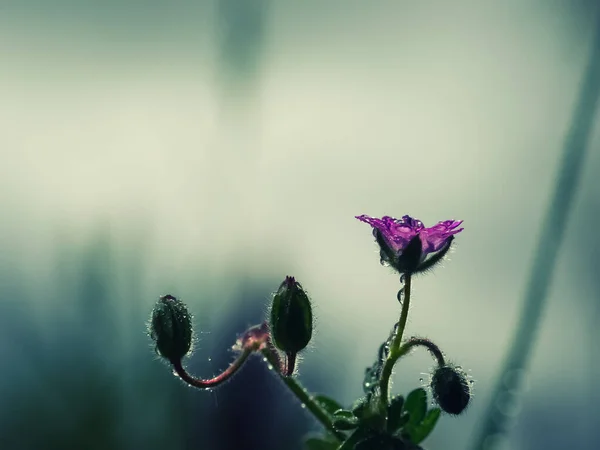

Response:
(357, 215), (463, 256)
(356, 215), (421, 252)
(420, 220), (464, 253)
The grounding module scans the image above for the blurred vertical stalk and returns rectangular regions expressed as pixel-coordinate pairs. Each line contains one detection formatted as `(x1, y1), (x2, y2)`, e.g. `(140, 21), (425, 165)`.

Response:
(471, 11), (600, 450)
(589, 266), (600, 448)
(212, 0), (269, 257)
(216, 0), (269, 109)
(214, 0), (269, 152)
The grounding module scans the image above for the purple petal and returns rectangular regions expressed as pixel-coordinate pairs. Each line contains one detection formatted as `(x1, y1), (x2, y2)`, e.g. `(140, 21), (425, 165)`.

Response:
(356, 214), (421, 252)
(420, 220), (464, 254)
(356, 214), (463, 256)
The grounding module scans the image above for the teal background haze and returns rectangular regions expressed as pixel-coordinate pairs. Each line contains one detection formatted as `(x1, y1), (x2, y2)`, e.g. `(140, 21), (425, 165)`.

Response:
(1, 1), (599, 449)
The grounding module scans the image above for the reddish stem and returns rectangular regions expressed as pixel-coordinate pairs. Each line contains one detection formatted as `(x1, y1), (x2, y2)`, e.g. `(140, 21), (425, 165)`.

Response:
(265, 340), (286, 374)
(170, 349), (252, 389)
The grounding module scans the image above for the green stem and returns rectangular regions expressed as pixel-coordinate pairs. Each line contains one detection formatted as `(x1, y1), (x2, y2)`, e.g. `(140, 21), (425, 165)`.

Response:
(282, 377), (346, 442)
(261, 348), (346, 442)
(398, 337), (446, 367)
(379, 274), (412, 409)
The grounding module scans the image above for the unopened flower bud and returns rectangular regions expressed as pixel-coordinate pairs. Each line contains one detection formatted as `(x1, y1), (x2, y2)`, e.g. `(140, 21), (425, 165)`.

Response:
(269, 276), (313, 355)
(394, 235), (423, 273)
(430, 365), (471, 415)
(149, 295), (193, 363)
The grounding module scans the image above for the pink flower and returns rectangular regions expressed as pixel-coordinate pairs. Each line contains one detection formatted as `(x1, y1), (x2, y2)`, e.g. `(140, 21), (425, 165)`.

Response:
(356, 215), (463, 273)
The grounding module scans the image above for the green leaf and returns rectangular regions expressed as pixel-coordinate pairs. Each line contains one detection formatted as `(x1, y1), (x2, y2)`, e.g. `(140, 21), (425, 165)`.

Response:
(405, 408), (441, 444)
(352, 397), (369, 419)
(314, 394), (345, 417)
(403, 388), (427, 426)
(351, 396), (386, 430)
(333, 418), (359, 431)
(333, 410), (355, 420)
(304, 437), (338, 450)
(355, 434), (406, 450)
(337, 428), (371, 450)
(387, 395), (405, 432)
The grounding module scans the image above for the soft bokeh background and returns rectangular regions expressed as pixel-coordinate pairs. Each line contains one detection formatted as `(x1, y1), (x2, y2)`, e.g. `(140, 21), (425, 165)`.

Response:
(1, 1), (599, 449)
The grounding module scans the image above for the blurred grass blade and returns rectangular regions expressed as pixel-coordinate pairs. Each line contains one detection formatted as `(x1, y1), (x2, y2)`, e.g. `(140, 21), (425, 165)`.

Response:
(471, 9), (600, 450)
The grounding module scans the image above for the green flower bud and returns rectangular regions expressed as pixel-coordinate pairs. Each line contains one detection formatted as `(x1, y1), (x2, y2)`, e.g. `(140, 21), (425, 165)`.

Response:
(394, 235), (423, 274)
(149, 295), (193, 363)
(430, 365), (471, 415)
(269, 276), (313, 355)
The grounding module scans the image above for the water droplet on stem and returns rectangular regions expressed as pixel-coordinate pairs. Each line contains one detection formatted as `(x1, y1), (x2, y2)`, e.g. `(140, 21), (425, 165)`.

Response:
(397, 288), (405, 303)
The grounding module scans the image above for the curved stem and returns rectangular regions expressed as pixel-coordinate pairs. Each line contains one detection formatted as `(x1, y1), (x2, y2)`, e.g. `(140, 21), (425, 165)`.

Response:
(398, 337), (446, 367)
(171, 349), (252, 389)
(261, 348), (346, 442)
(379, 274), (412, 407)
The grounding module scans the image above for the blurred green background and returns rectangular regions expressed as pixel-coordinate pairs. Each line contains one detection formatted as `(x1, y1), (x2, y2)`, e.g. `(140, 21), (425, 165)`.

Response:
(1, 1), (599, 449)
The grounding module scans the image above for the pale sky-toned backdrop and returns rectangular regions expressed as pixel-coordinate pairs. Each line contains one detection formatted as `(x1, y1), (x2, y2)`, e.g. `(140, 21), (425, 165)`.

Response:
(1, 2), (599, 449)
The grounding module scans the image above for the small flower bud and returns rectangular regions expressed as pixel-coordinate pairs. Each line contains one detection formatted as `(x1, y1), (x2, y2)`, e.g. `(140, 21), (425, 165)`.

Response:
(269, 276), (313, 355)
(233, 322), (271, 352)
(430, 365), (471, 415)
(394, 235), (423, 274)
(149, 295), (193, 363)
